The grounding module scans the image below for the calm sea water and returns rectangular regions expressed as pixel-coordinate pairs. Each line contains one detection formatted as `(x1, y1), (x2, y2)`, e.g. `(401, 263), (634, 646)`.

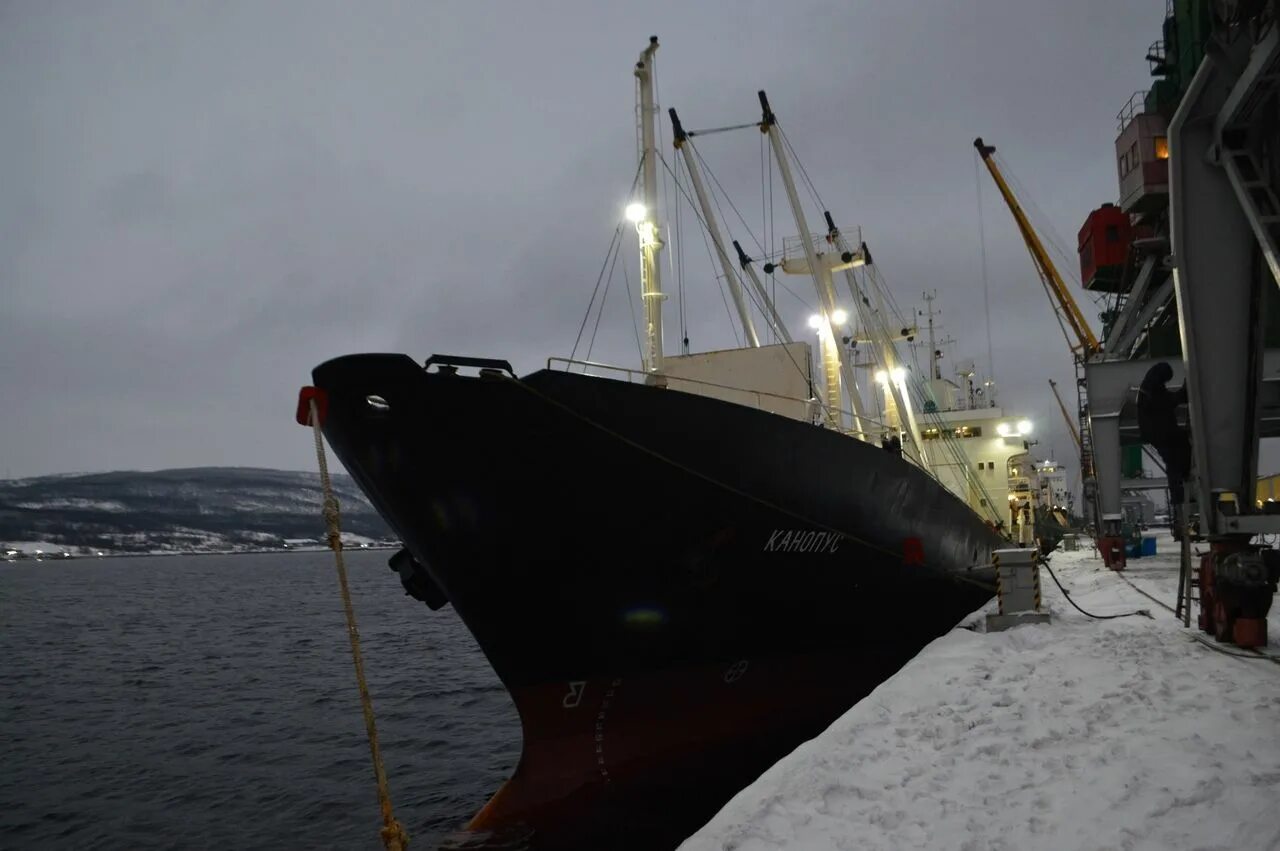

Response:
(1, 551), (520, 850)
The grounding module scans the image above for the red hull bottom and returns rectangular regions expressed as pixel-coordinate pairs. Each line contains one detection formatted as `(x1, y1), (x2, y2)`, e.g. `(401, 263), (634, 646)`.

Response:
(465, 653), (903, 849)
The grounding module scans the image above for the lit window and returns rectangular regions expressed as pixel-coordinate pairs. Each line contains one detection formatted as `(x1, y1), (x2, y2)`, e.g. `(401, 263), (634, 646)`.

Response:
(1154, 136), (1168, 160)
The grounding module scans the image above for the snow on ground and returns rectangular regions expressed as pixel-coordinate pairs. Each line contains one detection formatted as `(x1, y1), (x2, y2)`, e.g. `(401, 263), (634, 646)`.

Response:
(682, 532), (1280, 851)
(1, 541), (81, 554)
(11, 498), (128, 512)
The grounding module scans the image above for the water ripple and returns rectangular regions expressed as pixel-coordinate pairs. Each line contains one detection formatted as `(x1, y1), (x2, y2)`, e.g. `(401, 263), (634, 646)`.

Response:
(0, 552), (519, 849)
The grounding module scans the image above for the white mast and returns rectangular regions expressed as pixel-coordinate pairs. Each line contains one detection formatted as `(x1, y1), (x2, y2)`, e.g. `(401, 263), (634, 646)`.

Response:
(632, 37), (665, 374)
(669, 108), (760, 347)
(759, 91), (867, 439)
(844, 254), (929, 467)
(875, 275), (929, 466)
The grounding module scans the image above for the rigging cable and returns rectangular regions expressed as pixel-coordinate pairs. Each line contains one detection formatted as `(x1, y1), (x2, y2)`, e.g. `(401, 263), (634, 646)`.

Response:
(998, 155), (1087, 291)
(655, 153), (817, 396)
(779, 127), (828, 214)
(585, 217), (627, 363)
(1031, 248), (1083, 356)
(691, 184), (743, 348)
(832, 241), (1003, 522)
(570, 160), (644, 362)
(693, 139), (807, 328)
(693, 143), (768, 255)
(571, 222), (624, 364)
(621, 251), (643, 360)
(692, 142), (814, 311)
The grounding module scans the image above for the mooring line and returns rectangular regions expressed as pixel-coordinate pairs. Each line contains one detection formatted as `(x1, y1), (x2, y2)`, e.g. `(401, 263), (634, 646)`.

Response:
(308, 400), (409, 851)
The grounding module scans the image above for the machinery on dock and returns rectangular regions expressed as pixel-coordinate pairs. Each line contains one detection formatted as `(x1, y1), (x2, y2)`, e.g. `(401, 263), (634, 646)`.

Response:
(977, 1), (1280, 646)
(1037, 1), (1280, 645)
(1162, 0), (1280, 646)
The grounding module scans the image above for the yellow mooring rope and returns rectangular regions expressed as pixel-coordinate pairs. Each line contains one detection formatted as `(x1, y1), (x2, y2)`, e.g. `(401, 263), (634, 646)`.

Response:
(309, 399), (409, 851)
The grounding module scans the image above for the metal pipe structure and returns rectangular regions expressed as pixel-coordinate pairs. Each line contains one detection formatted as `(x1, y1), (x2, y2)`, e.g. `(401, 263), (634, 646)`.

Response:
(830, 234), (919, 461)
(974, 137), (1100, 358)
(669, 108), (760, 348)
(633, 37), (665, 374)
(758, 91), (866, 438)
(860, 261), (928, 467)
(732, 240), (793, 344)
(1169, 54), (1264, 534)
(1163, 9), (1280, 646)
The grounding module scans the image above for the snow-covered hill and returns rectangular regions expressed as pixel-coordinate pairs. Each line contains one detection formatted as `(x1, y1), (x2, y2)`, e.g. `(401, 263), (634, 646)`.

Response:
(0, 467), (393, 554)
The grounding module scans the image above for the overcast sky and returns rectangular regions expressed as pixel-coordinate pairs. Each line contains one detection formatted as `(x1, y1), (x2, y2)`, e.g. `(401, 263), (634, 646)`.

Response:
(1, 1), (1162, 480)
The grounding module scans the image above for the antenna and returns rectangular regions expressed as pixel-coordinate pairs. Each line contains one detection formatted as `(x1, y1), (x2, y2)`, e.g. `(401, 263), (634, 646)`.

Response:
(921, 291), (938, 379)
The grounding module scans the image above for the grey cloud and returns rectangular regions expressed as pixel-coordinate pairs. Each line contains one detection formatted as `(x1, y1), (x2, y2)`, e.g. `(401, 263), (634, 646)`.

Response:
(2, 1), (1162, 478)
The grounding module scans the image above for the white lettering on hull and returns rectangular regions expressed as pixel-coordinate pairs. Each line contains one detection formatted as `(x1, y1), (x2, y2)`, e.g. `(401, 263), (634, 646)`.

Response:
(763, 529), (842, 553)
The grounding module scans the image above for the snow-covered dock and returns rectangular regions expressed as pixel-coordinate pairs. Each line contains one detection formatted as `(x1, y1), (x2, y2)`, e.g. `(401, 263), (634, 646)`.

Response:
(681, 533), (1280, 851)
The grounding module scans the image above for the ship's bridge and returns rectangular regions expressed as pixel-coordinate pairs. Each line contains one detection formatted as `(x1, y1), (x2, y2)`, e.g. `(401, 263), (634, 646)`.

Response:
(919, 405), (1038, 525)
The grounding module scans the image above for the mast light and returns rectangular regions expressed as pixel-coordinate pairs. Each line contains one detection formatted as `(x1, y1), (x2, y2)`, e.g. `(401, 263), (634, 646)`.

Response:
(625, 202), (647, 223)
(809, 309), (849, 328)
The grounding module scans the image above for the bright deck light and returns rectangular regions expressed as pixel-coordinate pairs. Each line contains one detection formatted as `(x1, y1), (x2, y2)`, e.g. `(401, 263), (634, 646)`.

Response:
(1017, 419), (1033, 435)
(890, 367), (906, 383)
(625, 202), (647, 223)
(807, 314), (823, 329)
(874, 370), (889, 384)
(996, 422), (1013, 437)
(830, 308), (849, 325)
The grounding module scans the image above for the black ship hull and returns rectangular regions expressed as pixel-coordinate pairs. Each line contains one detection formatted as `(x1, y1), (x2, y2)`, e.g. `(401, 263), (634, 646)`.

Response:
(310, 353), (1003, 848)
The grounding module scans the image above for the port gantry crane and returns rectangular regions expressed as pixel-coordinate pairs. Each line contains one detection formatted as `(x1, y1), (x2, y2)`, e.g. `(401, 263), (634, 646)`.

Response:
(1163, 1), (1280, 647)
(977, 1), (1280, 648)
(973, 138), (1109, 553)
